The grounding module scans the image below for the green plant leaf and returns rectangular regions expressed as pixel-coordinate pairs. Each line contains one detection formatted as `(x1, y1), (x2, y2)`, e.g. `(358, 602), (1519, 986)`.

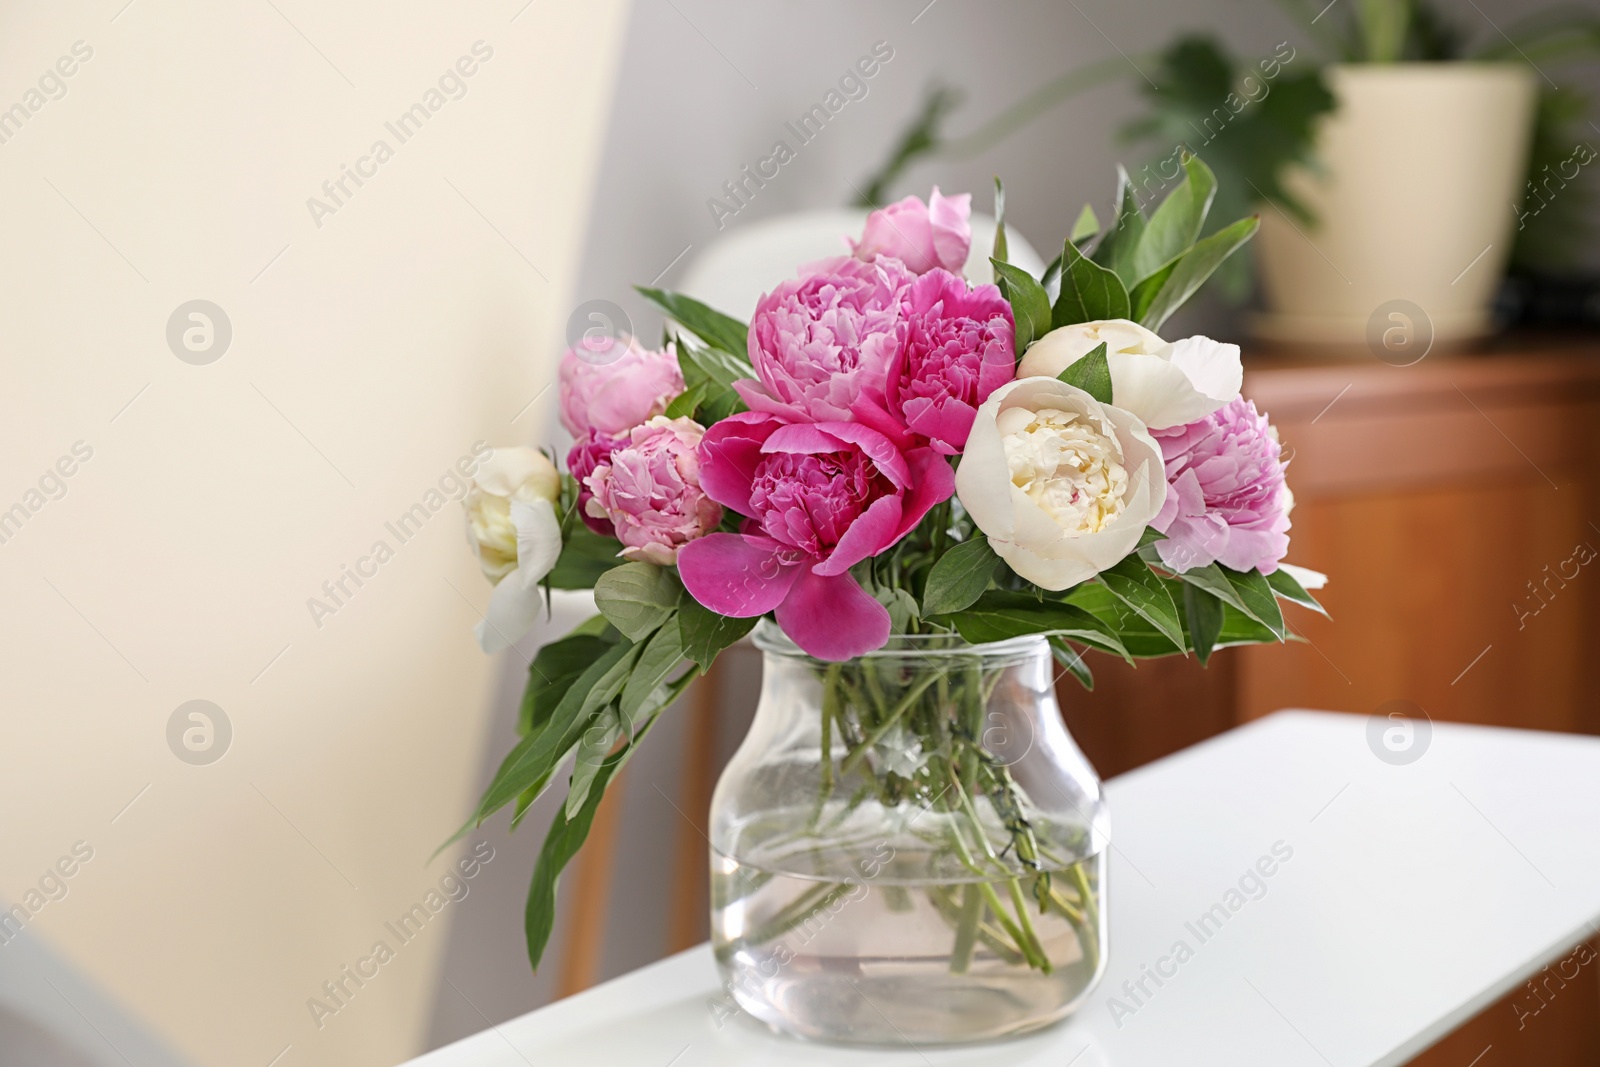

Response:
(922, 536), (1000, 616)
(446, 640), (637, 849)
(1221, 566), (1285, 638)
(1057, 342), (1112, 405)
(1135, 215), (1259, 332)
(565, 705), (622, 818)
(1130, 154), (1217, 284)
(520, 630), (614, 736)
(1127, 259), (1179, 323)
(593, 562), (681, 641)
(1096, 554), (1185, 650)
(1183, 583), (1225, 665)
(620, 621), (689, 718)
(947, 591), (1131, 662)
(1052, 237), (1131, 328)
(989, 260), (1052, 355)
(1071, 203), (1100, 244)
(1091, 166), (1148, 285)
(676, 336), (751, 423)
(635, 286), (749, 359)
(663, 381), (709, 420)
(1266, 567), (1329, 617)
(992, 176), (1008, 264)
(1048, 636), (1095, 690)
(546, 523), (624, 589)
(678, 595), (759, 669)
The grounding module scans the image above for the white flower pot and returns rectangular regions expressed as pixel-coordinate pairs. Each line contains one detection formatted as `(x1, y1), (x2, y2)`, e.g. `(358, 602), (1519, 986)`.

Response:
(1252, 63), (1538, 347)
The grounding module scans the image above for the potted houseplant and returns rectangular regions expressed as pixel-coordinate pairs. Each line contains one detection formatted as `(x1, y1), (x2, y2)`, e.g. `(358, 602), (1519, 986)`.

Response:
(856, 0), (1599, 346)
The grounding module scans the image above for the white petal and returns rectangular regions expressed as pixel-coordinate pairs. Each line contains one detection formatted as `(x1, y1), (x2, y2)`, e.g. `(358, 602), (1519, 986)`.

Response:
(475, 571), (545, 653)
(954, 393), (1017, 542)
(1016, 319), (1165, 379)
(1279, 562), (1328, 590)
(1107, 351), (1217, 430)
(512, 497), (564, 584)
(1163, 335), (1241, 408)
(475, 446), (560, 501)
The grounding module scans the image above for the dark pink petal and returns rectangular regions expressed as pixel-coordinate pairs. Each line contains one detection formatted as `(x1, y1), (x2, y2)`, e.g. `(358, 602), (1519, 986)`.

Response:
(696, 411), (782, 513)
(814, 495), (903, 576)
(763, 421), (911, 488)
(677, 533), (800, 617)
(895, 448), (956, 541)
(775, 569), (891, 661)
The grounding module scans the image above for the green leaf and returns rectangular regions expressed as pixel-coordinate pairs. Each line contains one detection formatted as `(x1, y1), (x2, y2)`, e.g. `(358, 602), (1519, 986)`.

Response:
(1223, 566), (1285, 639)
(1048, 636), (1095, 690)
(1135, 215), (1259, 332)
(676, 336), (752, 423)
(525, 740), (626, 970)
(520, 630), (613, 736)
(947, 591), (1130, 662)
(992, 176), (1008, 265)
(1129, 154), (1217, 284)
(565, 705), (622, 817)
(546, 523), (623, 589)
(635, 286), (748, 358)
(1136, 525), (1168, 549)
(678, 595), (759, 669)
(450, 640), (636, 846)
(620, 621), (689, 718)
(1096, 554), (1185, 650)
(1128, 259), (1179, 323)
(1091, 166), (1148, 285)
(593, 562), (681, 641)
(663, 381), (709, 420)
(1064, 582), (1183, 657)
(1052, 236), (1131, 328)
(922, 537), (1000, 616)
(1183, 583), (1225, 665)
(989, 259), (1051, 355)
(1267, 567), (1329, 617)
(1057, 342), (1112, 405)
(1070, 203), (1100, 244)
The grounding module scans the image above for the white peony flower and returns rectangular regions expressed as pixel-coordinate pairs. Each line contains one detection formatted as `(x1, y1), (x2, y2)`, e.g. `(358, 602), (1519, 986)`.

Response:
(1016, 318), (1242, 431)
(464, 446), (564, 653)
(955, 378), (1167, 590)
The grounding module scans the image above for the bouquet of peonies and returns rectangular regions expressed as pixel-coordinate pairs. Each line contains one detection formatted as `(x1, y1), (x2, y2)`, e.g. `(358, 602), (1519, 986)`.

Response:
(450, 157), (1324, 970)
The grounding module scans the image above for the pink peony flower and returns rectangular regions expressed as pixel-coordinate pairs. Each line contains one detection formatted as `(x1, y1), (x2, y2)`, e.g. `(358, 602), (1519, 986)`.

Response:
(585, 417), (721, 566)
(855, 268), (1015, 455)
(566, 430), (625, 536)
(677, 413), (954, 661)
(558, 338), (684, 437)
(1150, 397), (1292, 575)
(851, 187), (972, 275)
(735, 256), (913, 424)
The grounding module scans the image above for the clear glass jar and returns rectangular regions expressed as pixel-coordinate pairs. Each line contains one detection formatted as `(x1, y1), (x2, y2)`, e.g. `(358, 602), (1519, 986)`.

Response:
(710, 623), (1109, 1045)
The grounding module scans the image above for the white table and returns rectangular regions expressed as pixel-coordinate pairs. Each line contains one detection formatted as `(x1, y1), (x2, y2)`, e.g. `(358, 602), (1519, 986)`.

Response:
(406, 711), (1600, 1067)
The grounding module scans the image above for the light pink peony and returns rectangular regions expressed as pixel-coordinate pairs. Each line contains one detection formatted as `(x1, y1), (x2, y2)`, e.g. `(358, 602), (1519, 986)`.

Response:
(677, 412), (954, 661)
(1150, 397), (1292, 575)
(735, 256), (913, 424)
(558, 338), (684, 437)
(566, 430), (625, 536)
(855, 268), (1015, 455)
(585, 417), (721, 565)
(851, 187), (972, 275)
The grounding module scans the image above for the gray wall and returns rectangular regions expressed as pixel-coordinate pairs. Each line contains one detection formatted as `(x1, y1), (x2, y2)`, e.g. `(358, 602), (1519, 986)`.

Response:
(428, 0), (1599, 1051)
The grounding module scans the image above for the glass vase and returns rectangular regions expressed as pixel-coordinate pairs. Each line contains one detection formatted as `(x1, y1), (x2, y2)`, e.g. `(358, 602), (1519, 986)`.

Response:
(709, 622), (1109, 1045)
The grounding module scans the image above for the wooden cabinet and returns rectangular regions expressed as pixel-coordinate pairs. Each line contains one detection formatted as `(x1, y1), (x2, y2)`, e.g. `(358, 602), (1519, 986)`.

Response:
(1059, 335), (1600, 1065)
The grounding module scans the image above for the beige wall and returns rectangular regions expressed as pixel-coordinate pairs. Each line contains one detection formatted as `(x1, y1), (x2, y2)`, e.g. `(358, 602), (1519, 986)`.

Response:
(0, 1), (629, 1065)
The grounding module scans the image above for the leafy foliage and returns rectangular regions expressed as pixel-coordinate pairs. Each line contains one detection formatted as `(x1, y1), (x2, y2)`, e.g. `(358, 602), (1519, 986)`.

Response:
(1056, 342), (1112, 404)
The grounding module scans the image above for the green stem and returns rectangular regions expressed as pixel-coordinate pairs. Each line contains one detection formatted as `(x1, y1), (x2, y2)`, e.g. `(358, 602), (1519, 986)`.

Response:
(840, 669), (945, 776)
(744, 881), (852, 947)
(949, 883), (983, 973)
